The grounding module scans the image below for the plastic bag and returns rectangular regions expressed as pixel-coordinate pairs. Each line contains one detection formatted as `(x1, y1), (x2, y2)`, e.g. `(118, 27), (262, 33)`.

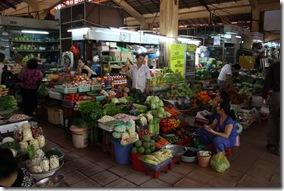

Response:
(210, 153), (230, 173)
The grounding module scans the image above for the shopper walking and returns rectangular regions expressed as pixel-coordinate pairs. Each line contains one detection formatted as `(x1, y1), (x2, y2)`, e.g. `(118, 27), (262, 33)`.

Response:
(262, 61), (280, 155)
(128, 53), (151, 94)
(18, 58), (43, 116)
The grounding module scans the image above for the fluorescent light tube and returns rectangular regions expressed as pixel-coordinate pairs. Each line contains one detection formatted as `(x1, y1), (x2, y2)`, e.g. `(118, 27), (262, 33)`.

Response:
(21, 30), (49, 34)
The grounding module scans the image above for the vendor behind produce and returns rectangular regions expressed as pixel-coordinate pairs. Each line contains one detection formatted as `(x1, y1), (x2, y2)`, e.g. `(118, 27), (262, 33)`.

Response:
(197, 100), (237, 153)
(217, 63), (240, 89)
(77, 58), (96, 78)
(128, 53), (151, 94)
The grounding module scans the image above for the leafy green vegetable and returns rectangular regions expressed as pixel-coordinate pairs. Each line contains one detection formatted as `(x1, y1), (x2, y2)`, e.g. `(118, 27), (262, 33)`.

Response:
(103, 103), (122, 116)
(0, 95), (17, 111)
(78, 101), (103, 124)
(27, 144), (36, 159)
(0, 141), (20, 150)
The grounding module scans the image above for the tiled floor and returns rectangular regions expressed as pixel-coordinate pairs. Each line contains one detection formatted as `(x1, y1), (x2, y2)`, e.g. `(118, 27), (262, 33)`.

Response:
(42, 120), (281, 188)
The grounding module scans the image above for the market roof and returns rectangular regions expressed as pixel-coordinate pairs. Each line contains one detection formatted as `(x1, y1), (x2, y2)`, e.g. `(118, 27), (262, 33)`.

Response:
(0, 0), (24, 11)
(0, 0), (280, 29)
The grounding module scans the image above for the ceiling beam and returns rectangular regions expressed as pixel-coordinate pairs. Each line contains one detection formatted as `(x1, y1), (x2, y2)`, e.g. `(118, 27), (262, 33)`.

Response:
(23, 0), (39, 11)
(125, 0), (251, 26)
(111, 0), (146, 28)
(1, 0), (16, 9)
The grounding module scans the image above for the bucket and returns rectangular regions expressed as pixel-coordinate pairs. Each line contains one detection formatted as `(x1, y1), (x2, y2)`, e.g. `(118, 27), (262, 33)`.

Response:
(197, 151), (211, 168)
(131, 153), (145, 172)
(112, 139), (133, 165)
(69, 125), (88, 149)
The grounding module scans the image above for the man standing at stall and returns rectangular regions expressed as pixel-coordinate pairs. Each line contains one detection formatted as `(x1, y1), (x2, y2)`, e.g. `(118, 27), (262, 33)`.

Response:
(217, 63), (240, 89)
(128, 53), (151, 94)
(263, 61), (280, 155)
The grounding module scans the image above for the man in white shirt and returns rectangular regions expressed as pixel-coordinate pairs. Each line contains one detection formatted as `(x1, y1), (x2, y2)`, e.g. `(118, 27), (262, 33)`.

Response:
(217, 63), (240, 89)
(129, 54), (151, 94)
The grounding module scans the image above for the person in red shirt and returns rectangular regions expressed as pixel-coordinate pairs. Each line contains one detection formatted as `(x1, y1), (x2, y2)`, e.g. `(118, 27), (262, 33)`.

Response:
(18, 58), (43, 116)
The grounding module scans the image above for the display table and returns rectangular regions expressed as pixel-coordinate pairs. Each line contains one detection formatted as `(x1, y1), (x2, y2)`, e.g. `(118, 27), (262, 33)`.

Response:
(98, 123), (114, 159)
(0, 120), (29, 134)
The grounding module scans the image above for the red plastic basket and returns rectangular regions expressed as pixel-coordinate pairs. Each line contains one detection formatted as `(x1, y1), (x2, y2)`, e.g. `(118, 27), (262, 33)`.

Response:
(131, 153), (145, 172)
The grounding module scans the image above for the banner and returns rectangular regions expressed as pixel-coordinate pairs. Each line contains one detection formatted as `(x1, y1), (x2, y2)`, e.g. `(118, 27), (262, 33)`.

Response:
(169, 44), (186, 77)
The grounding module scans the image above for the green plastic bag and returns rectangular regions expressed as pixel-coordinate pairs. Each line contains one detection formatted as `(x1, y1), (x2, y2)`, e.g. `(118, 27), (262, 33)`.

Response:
(210, 153), (230, 173)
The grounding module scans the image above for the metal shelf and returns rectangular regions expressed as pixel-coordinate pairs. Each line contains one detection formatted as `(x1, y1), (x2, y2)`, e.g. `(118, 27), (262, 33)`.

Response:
(17, 50), (60, 53)
(12, 40), (59, 44)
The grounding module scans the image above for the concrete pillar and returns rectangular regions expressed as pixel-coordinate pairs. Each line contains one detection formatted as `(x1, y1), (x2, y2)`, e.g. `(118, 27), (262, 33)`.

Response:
(159, 0), (179, 67)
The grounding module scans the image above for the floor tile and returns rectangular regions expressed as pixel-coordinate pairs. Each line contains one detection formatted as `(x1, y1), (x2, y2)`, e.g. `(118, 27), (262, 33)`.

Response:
(174, 177), (209, 188)
(63, 170), (87, 185)
(108, 165), (136, 177)
(236, 175), (272, 187)
(95, 159), (117, 170)
(124, 171), (152, 185)
(90, 170), (119, 186)
(158, 171), (184, 185)
(246, 159), (278, 180)
(171, 162), (196, 175)
(70, 178), (102, 188)
(140, 179), (170, 188)
(78, 163), (105, 177)
(185, 169), (215, 185)
(105, 178), (137, 188)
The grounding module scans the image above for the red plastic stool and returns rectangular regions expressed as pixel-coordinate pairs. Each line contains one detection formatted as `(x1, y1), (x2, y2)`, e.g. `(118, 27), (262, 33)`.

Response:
(225, 148), (233, 157)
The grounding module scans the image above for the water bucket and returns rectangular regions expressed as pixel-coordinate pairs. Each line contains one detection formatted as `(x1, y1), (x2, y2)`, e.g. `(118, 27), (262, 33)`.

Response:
(112, 139), (133, 165)
(197, 151), (212, 168)
(69, 125), (88, 149)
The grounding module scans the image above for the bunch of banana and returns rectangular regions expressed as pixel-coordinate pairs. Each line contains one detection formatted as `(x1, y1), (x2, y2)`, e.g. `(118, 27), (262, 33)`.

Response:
(143, 149), (173, 165)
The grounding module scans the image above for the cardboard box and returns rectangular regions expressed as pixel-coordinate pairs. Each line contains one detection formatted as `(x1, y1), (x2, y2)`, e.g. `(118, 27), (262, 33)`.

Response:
(47, 107), (64, 125)
(98, 46), (109, 52)
(109, 51), (121, 61)
(121, 52), (132, 62)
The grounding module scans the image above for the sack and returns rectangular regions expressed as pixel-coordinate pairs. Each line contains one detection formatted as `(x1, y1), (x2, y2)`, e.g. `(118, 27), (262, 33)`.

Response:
(210, 153), (230, 173)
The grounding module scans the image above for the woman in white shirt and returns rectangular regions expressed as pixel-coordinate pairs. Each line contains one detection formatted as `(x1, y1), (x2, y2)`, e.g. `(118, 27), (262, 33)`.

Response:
(128, 54), (151, 94)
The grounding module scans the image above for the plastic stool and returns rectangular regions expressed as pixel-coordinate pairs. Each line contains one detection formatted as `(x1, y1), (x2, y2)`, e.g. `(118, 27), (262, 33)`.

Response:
(225, 148), (233, 157)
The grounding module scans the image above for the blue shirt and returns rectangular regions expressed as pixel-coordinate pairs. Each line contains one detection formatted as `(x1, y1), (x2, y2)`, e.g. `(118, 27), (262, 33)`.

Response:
(216, 114), (237, 143)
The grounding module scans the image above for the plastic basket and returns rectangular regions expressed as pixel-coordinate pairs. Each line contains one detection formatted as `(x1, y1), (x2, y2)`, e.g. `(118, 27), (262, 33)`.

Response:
(131, 153), (145, 172)
(62, 100), (75, 108)
(48, 90), (63, 100)
(141, 157), (172, 171)
(55, 85), (77, 94)
(91, 85), (102, 92)
(78, 86), (91, 93)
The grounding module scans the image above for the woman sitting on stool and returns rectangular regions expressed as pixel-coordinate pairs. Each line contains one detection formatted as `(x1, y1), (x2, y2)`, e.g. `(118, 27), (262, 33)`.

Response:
(197, 100), (237, 153)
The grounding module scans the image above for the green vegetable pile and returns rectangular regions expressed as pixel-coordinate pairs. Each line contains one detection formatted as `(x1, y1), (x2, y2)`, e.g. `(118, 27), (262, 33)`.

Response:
(78, 101), (103, 124)
(103, 103), (122, 116)
(0, 95), (17, 111)
(129, 89), (146, 104)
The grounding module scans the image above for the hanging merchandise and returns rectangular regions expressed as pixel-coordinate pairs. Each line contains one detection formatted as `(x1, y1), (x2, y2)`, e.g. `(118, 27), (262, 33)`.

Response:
(61, 51), (74, 70)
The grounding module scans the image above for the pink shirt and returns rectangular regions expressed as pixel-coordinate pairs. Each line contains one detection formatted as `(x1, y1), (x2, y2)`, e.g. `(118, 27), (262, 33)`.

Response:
(19, 69), (43, 89)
